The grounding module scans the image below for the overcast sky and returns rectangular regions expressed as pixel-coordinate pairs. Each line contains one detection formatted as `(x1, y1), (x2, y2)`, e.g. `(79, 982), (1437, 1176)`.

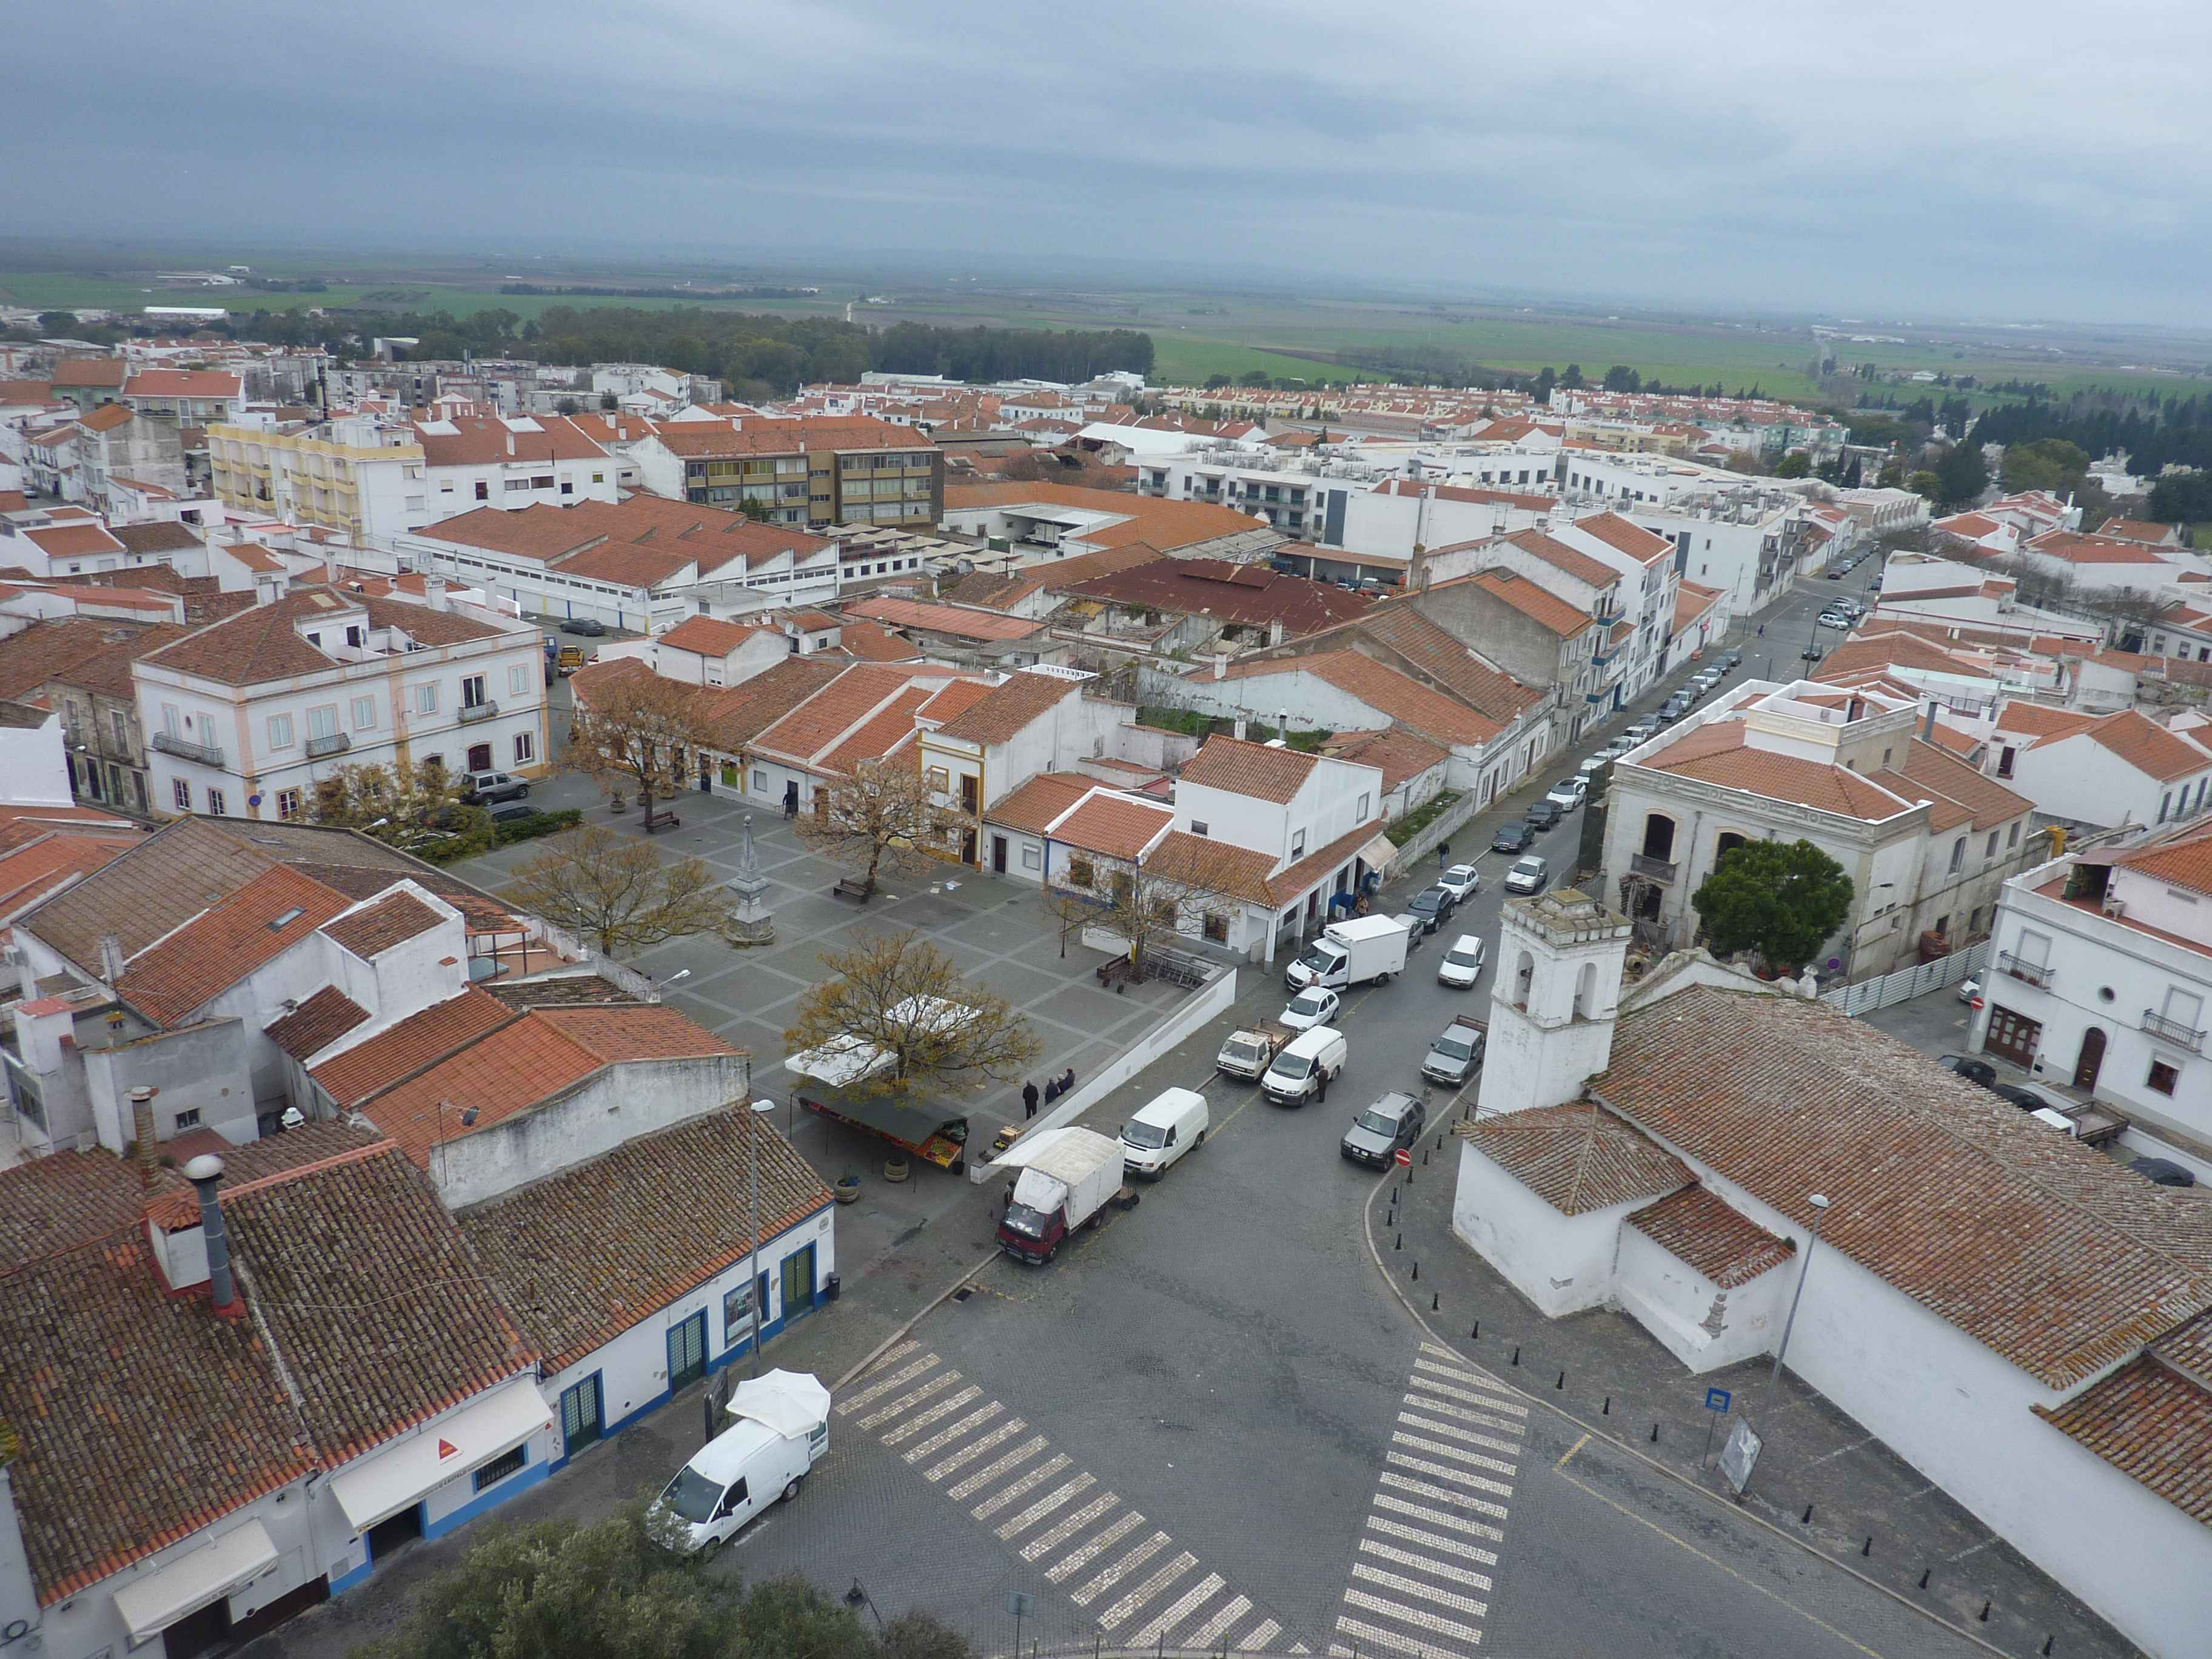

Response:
(13, 1), (2210, 323)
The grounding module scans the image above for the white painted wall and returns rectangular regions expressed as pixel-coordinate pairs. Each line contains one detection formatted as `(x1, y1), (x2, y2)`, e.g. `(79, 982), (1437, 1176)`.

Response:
(1612, 1222), (1789, 1374)
(1451, 1144), (1654, 1315)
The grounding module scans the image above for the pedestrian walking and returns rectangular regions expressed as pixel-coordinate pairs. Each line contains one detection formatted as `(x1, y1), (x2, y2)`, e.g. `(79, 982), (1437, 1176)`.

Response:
(1022, 1080), (1039, 1119)
(1757, 623), (1765, 638)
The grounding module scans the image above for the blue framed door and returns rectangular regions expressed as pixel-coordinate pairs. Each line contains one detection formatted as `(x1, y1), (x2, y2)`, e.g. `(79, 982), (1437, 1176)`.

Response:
(667, 1311), (707, 1392)
(779, 1244), (817, 1329)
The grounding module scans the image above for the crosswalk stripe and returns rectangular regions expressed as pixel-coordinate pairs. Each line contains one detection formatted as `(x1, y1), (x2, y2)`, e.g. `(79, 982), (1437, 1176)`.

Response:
(1398, 1410), (1523, 1460)
(1128, 1570), (1222, 1647)
(1352, 1561), (1488, 1620)
(1184, 1593), (1252, 1649)
(1412, 1353), (1513, 1395)
(1046, 1509), (1145, 1583)
(901, 1400), (1001, 1464)
(1386, 1451), (1514, 1501)
(1409, 1364), (1527, 1417)
(881, 1385), (982, 1445)
(996, 1472), (1096, 1540)
(1342, 1589), (1487, 1647)
(1359, 1537), (1493, 1592)
(1022, 1491), (1118, 1560)
(836, 1355), (939, 1414)
(1375, 1484), (1508, 1541)
(1333, 1612), (1472, 1659)
(1366, 1514), (1499, 1568)
(947, 1435), (1049, 1502)
(856, 1370), (962, 1429)
(1070, 1529), (1169, 1608)
(1099, 1550), (1196, 1632)
(859, 1337), (921, 1376)
(1392, 1430), (1518, 1480)
(923, 1416), (1026, 1483)
(1404, 1392), (1524, 1438)
(1289, 1644), (1310, 1655)
(1235, 1617), (1282, 1651)
(971, 1452), (1070, 1520)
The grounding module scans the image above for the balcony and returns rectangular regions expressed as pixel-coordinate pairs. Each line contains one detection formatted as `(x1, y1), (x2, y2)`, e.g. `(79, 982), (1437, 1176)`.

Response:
(458, 699), (501, 724)
(1995, 951), (2054, 988)
(152, 731), (223, 767)
(306, 732), (352, 759)
(2141, 1010), (2207, 1052)
(1630, 853), (1677, 883)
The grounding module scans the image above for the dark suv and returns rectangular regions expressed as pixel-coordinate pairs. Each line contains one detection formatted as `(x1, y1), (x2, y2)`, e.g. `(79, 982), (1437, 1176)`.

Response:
(1404, 886), (1456, 934)
(1524, 799), (1564, 831)
(1491, 821), (1535, 854)
(1341, 1092), (1426, 1168)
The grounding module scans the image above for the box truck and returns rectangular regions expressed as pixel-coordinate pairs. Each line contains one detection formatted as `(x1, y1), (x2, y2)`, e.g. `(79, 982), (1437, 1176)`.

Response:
(994, 1127), (1138, 1264)
(1284, 914), (1410, 992)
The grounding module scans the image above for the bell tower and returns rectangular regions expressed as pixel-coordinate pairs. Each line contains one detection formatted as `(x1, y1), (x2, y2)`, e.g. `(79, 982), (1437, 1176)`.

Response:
(1476, 888), (1632, 1118)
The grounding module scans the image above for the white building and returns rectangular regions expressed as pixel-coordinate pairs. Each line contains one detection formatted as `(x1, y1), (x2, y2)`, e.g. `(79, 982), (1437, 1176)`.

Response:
(1994, 706), (2212, 832)
(134, 581), (549, 821)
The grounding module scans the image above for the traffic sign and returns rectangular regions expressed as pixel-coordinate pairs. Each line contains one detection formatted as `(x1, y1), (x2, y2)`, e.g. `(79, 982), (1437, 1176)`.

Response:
(1393, 1147), (1412, 1167)
(1704, 1387), (1731, 1414)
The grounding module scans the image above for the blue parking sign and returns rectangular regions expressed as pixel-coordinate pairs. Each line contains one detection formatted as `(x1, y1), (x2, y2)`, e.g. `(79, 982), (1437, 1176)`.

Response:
(1704, 1387), (1731, 1413)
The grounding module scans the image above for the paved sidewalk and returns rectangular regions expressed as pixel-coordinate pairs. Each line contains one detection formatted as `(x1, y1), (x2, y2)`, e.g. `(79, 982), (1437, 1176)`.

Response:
(1378, 1118), (2139, 1659)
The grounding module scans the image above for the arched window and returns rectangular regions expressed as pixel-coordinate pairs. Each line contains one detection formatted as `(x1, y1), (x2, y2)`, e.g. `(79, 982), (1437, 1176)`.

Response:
(1715, 831), (1746, 865)
(1574, 959), (1598, 1020)
(1641, 813), (1676, 860)
(1513, 950), (1535, 1009)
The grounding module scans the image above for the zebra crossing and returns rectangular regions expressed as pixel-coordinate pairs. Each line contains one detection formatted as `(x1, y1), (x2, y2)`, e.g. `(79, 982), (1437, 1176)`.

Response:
(1328, 1344), (1527, 1659)
(840, 1340), (1301, 1652)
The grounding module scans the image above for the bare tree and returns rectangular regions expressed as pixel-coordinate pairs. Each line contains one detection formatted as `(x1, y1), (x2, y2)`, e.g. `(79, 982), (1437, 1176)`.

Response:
(783, 931), (1040, 1096)
(504, 823), (731, 956)
(566, 666), (720, 831)
(1045, 837), (1249, 978)
(792, 762), (958, 898)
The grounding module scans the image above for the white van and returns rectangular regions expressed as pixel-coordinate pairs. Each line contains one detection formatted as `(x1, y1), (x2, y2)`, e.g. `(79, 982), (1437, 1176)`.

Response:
(1121, 1087), (1209, 1178)
(656, 1369), (830, 1553)
(1262, 1026), (1348, 1105)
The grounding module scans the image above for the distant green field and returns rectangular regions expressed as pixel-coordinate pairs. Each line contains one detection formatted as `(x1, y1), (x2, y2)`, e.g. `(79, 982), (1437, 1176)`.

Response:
(1149, 334), (1373, 386)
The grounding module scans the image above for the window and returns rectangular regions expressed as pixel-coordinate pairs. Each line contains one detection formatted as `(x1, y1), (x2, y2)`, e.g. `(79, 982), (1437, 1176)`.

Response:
(514, 732), (535, 764)
(1356, 792), (1371, 823)
(173, 778), (191, 811)
(266, 713), (295, 749)
(472, 1445), (527, 1493)
(110, 709), (129, 747)
(2160, 792), (2173, 823)
(509, 664), (529, 697)
(2148, 1059), (2180, 1096)
(1290, 828), (1306, 857)
(1202, 911), (1229, 943)
(752, 768), (767, 789)
(1021, 844), (1041, 871)
(1067, 857), (1095, 889)
(2008, 822), (2020, 848)
(352, 695), (377, 731)
(592, 472), (605, 484)
(1190, 820), (1208, 837)
(1986, 830), (2000, 859)
(461, 674), (487, 709)
(173, 1107), (201, 1131)
(206, 787), (226, 816)
(560, 481), (574, 496)
(723, 1279), (756, 1342)
(927, 766), (950, 792)
(531, 474), (554, 491)
(415, 683), (439, 715)
(1948, 836), (1966, 874)
(474, 481), (489, 501)
(276, 788), (301, 820)
(504, 478), (531, 493)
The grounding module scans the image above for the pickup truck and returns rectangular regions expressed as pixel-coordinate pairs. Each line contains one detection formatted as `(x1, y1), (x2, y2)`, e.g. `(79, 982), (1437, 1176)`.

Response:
(995, 1127), (1138, 1265)
(1422, 1014), (1487, 1088)
(1216, 1022), (1292, 1081)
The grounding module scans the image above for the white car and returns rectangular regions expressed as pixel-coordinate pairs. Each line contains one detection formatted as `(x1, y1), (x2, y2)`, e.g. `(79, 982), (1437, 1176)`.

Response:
(1957, 976), (1982, 1005)
(1544, 780), (1586, 813)
(1817, 611), (1853, 630)
(1437, 934), (1487, 988)
(1436, 863), (1482, 902)
(1504, 855), (1550, 895)
(1281, 985), (1342, 1031)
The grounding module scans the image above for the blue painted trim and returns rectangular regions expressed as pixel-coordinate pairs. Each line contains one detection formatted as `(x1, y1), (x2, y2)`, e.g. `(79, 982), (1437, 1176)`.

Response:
(329, 1558), (374, 1596)
(424, 1457), (548, 1540)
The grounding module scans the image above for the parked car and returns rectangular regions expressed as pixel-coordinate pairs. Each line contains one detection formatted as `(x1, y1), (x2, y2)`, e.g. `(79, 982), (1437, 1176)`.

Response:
(1817, 610), (1853, 631)
(2131, 1156), (2197, 1188)
(1422, 1014), (1487, 1088)
(1800, 645), (1825, 663)
(1992, 1082), (2053, 1112)
(1524, 798), (1564, 831)
(1281, 985), (1342, 1031)
(1263, 1026), (1348, 1105)
(461, 769), (530, 805)
(1957, 976), (1982, 1004)
(1715, 648), (1743, 671)
(559, 616), (608, 637)
(1625, 717), (1661, 742)
(1658, 695), (1691, 723)
(655, 1373), (829, 1553)
(1491, 821), (1536, 854)
(1436, 863), (1482, 903)
(1939, 1054), (1999, 1090)
(1340, 1091), (1426, 1168)
(1405, 885), (1457, 934)
(1544, 780), (1586, 814)
(1119, 1088), (1209, 1179)
(1436, 934), (1487, 988)
(486, 800), (540, 825)
(1504, 854), (1550, 895)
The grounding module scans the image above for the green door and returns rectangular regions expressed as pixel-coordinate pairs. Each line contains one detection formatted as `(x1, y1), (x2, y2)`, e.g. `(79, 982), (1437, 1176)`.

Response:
(779, 1245), (817, 1329)
(666, 1312), (706, 1392)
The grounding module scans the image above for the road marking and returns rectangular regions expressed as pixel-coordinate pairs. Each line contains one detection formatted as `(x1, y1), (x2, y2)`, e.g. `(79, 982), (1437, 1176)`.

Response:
(1407, 1369), (1529, 1418)
(1392, 1429), (1518, 1479)
(836, 1354), (939, 1413)
(851, 1337), (920, 1378)
(1235, 1617), (1283, 1651)
(1070, 1529), (1170, 1607)
(1351, 1561), (1489, 1620)
(922, 1416), (1026, 1483)
(1555, 1466), (1886, 1658)
(1372, 1489), (1507, 1544)
(996, 1472), (1097, 1540)
(1342, 1589), (1488, 1646)
(1332, 1612), (1473, 1658)
(1046, 1509), (1145, 1583)
(947, 1435), (1049, 1501)
(1365, 1514), (1499, 1567)
(899, 1399), (1000, 1463)
(879, 1384), (982, 1445)
(1359, 1536), (1493, 1591)
(1411, 1358), (1526, 1413)
(1386, 1450), (1514, 1501)
(1122, 1563), (1216, 1642)
(856, 1369), (962, 1429)
(1021, 1491), (1118, 1560)
(970, 1452), (1071, 1519)
(1398, 1410), (1522, 1460)
(1403, 1392), (1524, 1436)
(1184, 1594), (1252, 1649)
(1557, 1433), (1589, 1470)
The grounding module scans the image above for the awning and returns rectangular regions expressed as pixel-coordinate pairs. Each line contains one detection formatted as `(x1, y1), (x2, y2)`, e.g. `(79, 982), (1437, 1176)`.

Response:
(1357, 833), (1399, 876)
(795, 1079), (966, 1160)
(328, 1375), (552, 1532)
(112, 1520), (278, 1645)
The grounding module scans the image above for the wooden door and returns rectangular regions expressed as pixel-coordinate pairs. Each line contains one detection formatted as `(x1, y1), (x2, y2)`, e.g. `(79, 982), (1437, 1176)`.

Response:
(2073, 1026), (2107, 1092)
(1983, 1007), (2040, 1069)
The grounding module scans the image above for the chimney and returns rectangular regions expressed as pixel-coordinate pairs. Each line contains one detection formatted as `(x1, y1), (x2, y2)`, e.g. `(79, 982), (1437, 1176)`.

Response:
(131, 1087), (158, 1191)
(1923, 701), (1938, 740)
(98, 931), (126, 985)
(424, 572), (448, 611)
(1268, 617), (1285, 647)
(183, 1154), (242, 1318)
(1212, 653), (1227, 682)
(504, 432), (515, 457)
(1233, 716), (1247, 742)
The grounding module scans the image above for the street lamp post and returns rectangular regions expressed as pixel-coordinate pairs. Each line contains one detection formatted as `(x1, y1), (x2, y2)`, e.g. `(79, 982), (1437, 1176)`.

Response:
(746, 1096), (778, 1378)
(1769, 1192), (1831, 1393)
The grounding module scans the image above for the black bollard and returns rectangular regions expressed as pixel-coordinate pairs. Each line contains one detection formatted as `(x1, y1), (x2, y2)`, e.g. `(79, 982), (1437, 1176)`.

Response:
(1649, 1423), (1658, 1442)
(1510, 1346), (1520, 1366)
(1862, 1537), (1872, 1557)
(1411, 1261), (1419, 1281)
(2042, 1638), (2053, 1657)
(1601, 1397), (1610, 1415)
(1979, 1601), (1991, 1624)
(1391, 1185), (1398, 1204)
(1431, 1292), (1438, 1310)
(1471, 1321), (1479, 1339)
(1918, 1569), (1930, 1590)
(1395, 1232), (1403, 1250)
(1802, 1505), (1813, 1525)
(1555, 1371), (1564, 1389)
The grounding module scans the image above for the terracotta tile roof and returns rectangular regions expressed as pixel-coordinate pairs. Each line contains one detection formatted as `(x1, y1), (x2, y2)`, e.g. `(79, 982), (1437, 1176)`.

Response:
(1992, 701), (2101, 742)
(1030, 540), (1170, 588)
(2077, 709), (2212, 783)
(138, 1121), (389, 1230)
(648, 415), (926, 458)
(694, 655), (851, 749)
(531, 1004), (739, 1064)
(657, 614), (766, 657)
(1262, 818), (1390, 906)
(142, 587), (504, 686)
(0, 617), (178, 702)
(224, 1142), (537, 1466)
(1889, 737), (2031, 830)
(1049, 792), (1173, 860)
(2097, 518), (2178, 544)
(1142, 829), (1278, 905)
(914, 677), (998, 725)
(118, 865), (350, 1027)
(1376, 478), (1558, 514)
(0, 825), (142, 915)
(1179, 734), (1319, 803)
(1458, 1101), (1692, 1216)
(2034, 1353), (2212, 1526)
(50, 358), (129, 389)
(265, 985), (372, 1061)
(1673, 581), (1724, 630)
(754, 663), (928, 762)
(942, 570), (1046, 611)
(0, 383), (54, 407)
(323, 890), (444, 959)
(1458, 568), (1595, 637)
(410, 412), (606, 468)
(310, 986), (516, 1108)
(1064, 557), (1369, 634)
(932, 670), (1075, 745)
(461, 1104), (830, 1371)
(75, 403), (136, 435)
(110, 520), (204, 556)
(2115, 820), (2212, 899)
(1202, 642), (1518, 750)
(817, 683), (936, 775)
(1498, 527), (1618, 589)
(0, 1151), (157, 1273)
(125, 368), (243, 399)
(1600, 985), (2212, 1387)
(947, 482), (1272, 554)
(2029, 531), (2168, 566)
(985, 771), (1095, 835)
(22, 521), (124, 558)
(843, 593), (1044, 642)
(1626, 1184), (1795, 1287)
(1569, 511), (1675, 565)
(836, 620), (916, 662)
(1321, 727), (1450, 794)
(1640, 722), (1916, 820)
(0, 1228), (316, 1605)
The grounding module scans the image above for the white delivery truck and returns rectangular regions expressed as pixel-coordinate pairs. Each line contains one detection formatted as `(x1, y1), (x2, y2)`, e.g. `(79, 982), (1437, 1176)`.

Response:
(655, 1369), (831, 1553)
(1285, 914), (1409, 992)
(994, 1125), (1137, 1264)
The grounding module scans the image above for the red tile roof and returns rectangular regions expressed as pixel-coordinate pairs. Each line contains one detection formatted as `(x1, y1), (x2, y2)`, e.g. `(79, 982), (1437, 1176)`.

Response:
(2034, 1346), (2212, 1526)
(125, 369), (243, 400)
(410, 412), (606, 468)
(1496, 527), (1619, 589)
(843, 593), (1044, 642)
(265, 985), (372, 1061)
(1063, 557), (1370, 634)
(1049, 792), (1174, 860)
(118, 864), (350, 1027)
(657, 614), (768, 657)
(985, 771), (1096, 836)
(1179, 734), (1319, 803)
(2115, 820), (2212, 899)
(1569, 511), (1675, 566)
(1320, 727), (1450, 794)
(2077, 709), (2212, 783)
(323, 890), (444, 959)
(1639, 722), (1916, 820)
(931, 671), (1076, 746)
(1460, 1101), (1692, 1216)
(309, 986), (515, 1107)
(1626, 1184), (1795, 1287)
(1459, 568), (1595, 637)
